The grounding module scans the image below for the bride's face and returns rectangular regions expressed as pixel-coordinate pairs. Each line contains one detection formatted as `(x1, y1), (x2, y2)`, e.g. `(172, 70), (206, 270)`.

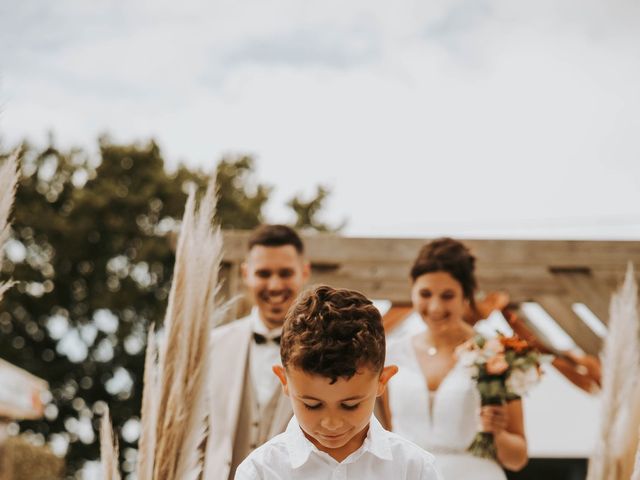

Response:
(411, 271), (467, 334)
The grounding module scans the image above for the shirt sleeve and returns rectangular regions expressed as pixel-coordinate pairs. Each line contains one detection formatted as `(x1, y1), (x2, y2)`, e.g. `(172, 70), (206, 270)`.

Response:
(421, 457), (445, 480)
(234, 460), (261, 480)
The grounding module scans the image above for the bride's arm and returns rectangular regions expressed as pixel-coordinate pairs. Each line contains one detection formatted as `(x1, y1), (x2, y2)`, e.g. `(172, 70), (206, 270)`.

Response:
(480, 400), (528, 471)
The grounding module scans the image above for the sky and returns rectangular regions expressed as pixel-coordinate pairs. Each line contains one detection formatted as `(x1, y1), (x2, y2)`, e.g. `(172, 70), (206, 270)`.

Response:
(1, 0), (640, 238)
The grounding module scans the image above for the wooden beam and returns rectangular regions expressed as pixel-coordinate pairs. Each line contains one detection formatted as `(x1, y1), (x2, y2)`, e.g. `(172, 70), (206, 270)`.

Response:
(222, 231), (640, 268)
(217, 232), (640, 349)
(513, 307), (558, 354)
(535, 294), (603, 356)
(382, 305), (413, 334)
(552, 271), (612, 325)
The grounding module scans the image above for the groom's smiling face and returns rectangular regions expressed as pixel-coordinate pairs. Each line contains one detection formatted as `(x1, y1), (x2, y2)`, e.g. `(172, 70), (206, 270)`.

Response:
(242, 245), (309, 329)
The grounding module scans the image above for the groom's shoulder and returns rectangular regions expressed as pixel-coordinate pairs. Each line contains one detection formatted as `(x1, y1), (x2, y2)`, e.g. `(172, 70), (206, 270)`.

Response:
(211, 315), (252, 342)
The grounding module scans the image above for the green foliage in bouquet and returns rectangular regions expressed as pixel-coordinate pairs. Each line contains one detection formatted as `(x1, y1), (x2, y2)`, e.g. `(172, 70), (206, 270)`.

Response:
(463, 333), (542, 460)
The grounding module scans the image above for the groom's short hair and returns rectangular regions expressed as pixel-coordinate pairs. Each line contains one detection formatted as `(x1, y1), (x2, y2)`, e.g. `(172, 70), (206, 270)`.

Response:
(248, 224), (304, 254)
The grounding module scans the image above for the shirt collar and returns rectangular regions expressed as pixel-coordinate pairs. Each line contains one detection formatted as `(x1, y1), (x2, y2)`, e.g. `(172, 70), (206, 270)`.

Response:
(284, 415), (393, 469)
(363, 415), (393, 462)
(285, 417), (314, 468)
(250, 308), (283, 338)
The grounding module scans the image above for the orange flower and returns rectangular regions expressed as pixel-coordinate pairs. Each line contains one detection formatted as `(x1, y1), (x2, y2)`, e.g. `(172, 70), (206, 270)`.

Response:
(500, 335), (530, 353)
(485, 338), (505, 354)
(486, 353), (509, 375)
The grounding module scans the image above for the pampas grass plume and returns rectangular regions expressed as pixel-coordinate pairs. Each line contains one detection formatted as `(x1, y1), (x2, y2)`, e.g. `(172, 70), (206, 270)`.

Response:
(0, 149), (19, 301)
(587, 263), (640, 480)
(628, 396), (640, 480)
(136, 324), (159, 480)
(631, 434), (640, 480)
(100, 406), (121, 480)
(140, 177), (223, 480)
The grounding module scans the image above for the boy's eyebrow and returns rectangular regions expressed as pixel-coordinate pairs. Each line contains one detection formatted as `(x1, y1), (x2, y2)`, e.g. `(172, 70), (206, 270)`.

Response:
(299, 395), (366, 402)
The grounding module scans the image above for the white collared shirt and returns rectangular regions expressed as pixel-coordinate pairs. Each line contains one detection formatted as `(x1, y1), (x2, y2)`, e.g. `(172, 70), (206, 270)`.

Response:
(235, 416), (443, 480)
(249, 310), (282, 408)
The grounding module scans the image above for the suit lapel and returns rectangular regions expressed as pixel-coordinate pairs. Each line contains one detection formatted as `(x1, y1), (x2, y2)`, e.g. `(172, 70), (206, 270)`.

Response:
(209, 318), (252, 442)
(225, 320), (252, 442)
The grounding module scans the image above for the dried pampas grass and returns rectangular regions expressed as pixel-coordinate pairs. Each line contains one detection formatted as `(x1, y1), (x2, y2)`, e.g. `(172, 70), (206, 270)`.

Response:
(100, 406), (121, 480)
(136, 324), (158, 480)
(108, 176), (224, 480)
(150, 179), (224, 480)
(587, 263), (640, 480)
(632, 434), (640, 480)
(622, 377), (640, 480)
(0, 149), (19, 301)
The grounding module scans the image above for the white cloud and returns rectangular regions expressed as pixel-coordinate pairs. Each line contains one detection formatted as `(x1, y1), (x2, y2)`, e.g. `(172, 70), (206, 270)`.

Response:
(2, 0), (640, 238)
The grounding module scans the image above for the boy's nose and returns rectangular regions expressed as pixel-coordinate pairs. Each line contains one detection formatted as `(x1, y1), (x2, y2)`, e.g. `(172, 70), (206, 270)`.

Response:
(320, 417), (344, 432)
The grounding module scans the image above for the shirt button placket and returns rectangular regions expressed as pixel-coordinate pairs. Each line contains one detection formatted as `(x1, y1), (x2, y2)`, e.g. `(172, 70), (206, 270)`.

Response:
(332, 465), (346, 480)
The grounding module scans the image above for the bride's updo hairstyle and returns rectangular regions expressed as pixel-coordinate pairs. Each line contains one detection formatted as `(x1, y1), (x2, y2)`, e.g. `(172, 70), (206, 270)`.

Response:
(410, 237), (478, 310)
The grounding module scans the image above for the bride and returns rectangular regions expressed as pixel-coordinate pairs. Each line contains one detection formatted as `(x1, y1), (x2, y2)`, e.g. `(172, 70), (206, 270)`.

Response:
(384, 238), (528, 478)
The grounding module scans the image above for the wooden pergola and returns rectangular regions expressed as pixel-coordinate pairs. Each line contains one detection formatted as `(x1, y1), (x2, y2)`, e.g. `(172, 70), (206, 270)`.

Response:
(220, 232), (640, 356)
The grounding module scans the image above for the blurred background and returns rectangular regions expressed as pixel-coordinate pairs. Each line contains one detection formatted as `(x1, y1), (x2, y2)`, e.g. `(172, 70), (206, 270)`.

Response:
(1, 0), (640, 478)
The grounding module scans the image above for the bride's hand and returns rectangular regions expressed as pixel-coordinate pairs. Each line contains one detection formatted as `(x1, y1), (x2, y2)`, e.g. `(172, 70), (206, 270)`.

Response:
(479, 405), (509, 434)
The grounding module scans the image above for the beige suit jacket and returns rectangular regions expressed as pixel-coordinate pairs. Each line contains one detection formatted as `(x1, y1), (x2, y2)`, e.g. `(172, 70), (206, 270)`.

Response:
(204, 315), (292, 480)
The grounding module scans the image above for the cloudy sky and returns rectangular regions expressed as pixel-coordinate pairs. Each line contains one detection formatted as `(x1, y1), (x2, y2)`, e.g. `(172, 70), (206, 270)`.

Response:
(2, 0), (640, 238)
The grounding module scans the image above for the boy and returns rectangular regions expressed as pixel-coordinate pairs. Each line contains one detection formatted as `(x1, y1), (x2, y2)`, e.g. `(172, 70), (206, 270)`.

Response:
(235, 285), (443, 479)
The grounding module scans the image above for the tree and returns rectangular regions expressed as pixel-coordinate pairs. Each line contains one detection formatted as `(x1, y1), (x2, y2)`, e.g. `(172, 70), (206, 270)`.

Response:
(287, 185), (345, 232)
(0, 137), (282, 477)
(215, 156), (271, 229)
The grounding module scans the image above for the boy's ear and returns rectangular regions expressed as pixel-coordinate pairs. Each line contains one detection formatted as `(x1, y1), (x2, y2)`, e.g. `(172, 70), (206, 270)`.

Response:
(376, 365), (398, 397)
(272, 365), (290, 396)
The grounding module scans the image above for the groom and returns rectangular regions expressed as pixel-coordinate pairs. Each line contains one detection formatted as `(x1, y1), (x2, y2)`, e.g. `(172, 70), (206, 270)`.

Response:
(205, 225), (310, 480)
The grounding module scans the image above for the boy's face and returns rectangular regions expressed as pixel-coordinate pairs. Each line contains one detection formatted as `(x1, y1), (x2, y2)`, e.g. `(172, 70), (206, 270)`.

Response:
(242, 245), (310, 329)
(273, 364), (397, 461)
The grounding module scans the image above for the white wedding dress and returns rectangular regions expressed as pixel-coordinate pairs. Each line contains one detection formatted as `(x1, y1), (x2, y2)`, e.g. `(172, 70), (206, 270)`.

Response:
(386, 335), (507, 480)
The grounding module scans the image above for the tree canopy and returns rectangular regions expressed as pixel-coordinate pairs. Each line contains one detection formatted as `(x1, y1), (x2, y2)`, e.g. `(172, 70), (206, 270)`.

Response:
(0, 136), (338, 477)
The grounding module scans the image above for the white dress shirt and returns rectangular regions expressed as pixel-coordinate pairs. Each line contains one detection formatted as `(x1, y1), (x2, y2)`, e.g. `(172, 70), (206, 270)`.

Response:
(234, 415), (443, 480)
(249, 311), (282, 408)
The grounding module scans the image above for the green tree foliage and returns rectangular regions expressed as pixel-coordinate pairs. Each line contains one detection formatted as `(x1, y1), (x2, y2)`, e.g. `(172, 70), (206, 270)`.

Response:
(287, 185), (345, 232)
(216, 156), (271, 229)
(0, 137), (311, 477)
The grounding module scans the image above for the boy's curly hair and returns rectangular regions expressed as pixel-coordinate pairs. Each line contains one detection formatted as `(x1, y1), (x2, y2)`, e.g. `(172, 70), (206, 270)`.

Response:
(280, 285), (385, 383)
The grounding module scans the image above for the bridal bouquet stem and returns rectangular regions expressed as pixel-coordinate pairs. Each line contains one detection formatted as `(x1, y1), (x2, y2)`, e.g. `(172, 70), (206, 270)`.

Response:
(461, 334), (542, 460)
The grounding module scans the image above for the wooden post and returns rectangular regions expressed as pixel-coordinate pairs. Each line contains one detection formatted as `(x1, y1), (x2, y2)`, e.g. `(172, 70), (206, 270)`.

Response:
(536, 294), (603, 356)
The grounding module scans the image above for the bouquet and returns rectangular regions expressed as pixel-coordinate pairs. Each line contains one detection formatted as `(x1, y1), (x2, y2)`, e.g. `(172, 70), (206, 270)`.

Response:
(461, 334), (543, 460)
